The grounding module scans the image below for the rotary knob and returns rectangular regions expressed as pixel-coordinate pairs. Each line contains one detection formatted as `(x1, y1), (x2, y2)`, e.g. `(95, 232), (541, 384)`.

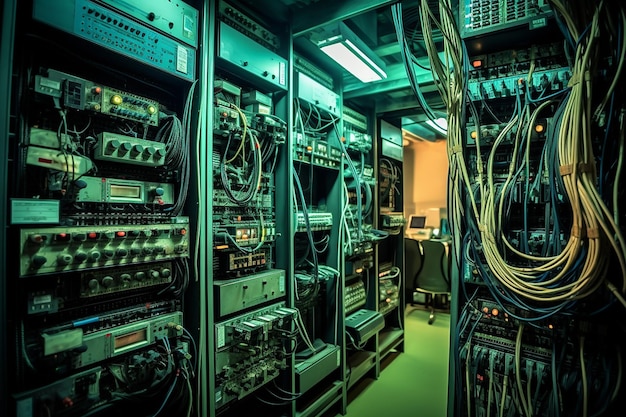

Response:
(121, 273), (132, 285)
(57, 253), (73, 265)
(88, 279), (99, 290)
(89, 250), (101, 262)
(135, 271), (146, 281)
(109, 139), (121, 150)
(102, 276), (114, 288)
(149, 270), (160, 279)
(161, 268), (171, 278)
(120, 142), (132, 153)
(32, 255), (48, 268)
(110, 94), (123, 105)
(74, 252), (88, 263)
(116, 248), (128, 257)
(73, 233), (87, 242)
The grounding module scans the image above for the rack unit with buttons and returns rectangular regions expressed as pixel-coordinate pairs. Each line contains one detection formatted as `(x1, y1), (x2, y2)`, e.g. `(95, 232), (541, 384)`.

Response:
(19, 219), (189, 276)
(33, 0), (196, 80)
(5, 1), (199, 415)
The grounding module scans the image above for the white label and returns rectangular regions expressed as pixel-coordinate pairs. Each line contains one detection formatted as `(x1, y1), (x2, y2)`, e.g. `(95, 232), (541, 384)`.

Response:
(39, 78), (60, 90)
(33, 294), (53, 304)
(183, 14), (195, 41)
(216, 325), (225, 349)
(336, 349), (340, 366)
(11, 199), (60, 224)
(176, 46), (188, 74)
(279, 277), (285, 293)
(279, 61), (286, 86)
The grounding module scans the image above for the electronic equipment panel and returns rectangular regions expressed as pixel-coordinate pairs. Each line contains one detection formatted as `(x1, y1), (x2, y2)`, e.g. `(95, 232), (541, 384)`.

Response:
(460, 0), (553, 39)
(7, 1), (198, 415)
(33, 0), (197, 80)
(413, 1), (626, 416)
(214, 303), (296, 409)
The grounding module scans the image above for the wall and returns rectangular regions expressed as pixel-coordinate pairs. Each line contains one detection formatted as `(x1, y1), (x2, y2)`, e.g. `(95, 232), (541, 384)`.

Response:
(402, 137), (448, 227)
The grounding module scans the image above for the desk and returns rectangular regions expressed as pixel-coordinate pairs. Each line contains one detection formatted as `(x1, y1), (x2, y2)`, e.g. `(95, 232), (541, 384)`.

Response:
(406, 229), (432, 240)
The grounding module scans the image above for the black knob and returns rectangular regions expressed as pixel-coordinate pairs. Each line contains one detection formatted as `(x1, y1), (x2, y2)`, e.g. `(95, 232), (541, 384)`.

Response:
(147, 12), (155, 21)
(102, 276), (114, 287)
(32, 255), (47, 268)
(75, 252), (88, 262)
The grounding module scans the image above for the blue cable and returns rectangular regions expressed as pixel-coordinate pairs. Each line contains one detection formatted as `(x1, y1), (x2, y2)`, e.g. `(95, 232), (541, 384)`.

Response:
(151, 374), (178, 417)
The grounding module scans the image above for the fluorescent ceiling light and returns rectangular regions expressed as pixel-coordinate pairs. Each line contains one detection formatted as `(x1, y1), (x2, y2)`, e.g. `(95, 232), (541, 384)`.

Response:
(314, 22), (387, 83)
(425, 117), (448, 135)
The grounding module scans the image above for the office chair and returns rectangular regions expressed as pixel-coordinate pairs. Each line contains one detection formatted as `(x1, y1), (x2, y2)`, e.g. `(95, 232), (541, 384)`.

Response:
(403, 238), (423, 307)
(414, 239), (451, 324)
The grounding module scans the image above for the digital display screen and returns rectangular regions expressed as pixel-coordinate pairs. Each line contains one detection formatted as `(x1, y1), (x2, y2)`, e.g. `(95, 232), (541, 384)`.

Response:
(110, 184), (141, 198)
(114, 328), (147, 351)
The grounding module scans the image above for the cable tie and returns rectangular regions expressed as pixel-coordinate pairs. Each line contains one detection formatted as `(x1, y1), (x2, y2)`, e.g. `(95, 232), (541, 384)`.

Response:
(571, 225), (584, 238)
(451, 144), (462, 155)
(586, 227), (600, 239)
(559, 164), (573, 176)
(567, 73), (580, 87)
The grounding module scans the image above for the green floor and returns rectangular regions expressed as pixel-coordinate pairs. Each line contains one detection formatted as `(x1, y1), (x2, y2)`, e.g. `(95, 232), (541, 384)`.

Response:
(336, 307), (451, 417)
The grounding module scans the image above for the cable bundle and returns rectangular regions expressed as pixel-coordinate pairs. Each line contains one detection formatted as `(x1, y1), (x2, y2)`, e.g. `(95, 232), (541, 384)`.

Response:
(417, 0), (626, 311)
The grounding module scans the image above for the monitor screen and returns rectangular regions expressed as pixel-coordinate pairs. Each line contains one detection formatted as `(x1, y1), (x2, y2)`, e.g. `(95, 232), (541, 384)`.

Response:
(408, 215), (427, 229)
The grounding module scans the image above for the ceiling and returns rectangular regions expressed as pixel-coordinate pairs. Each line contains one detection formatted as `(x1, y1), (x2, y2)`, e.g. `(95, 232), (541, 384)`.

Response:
(238, 0), (447, 141)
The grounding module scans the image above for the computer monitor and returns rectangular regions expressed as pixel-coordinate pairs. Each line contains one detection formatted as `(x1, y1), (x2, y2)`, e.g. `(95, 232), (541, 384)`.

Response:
(406, 215), (432, 240)
(408, 215), (427, 229)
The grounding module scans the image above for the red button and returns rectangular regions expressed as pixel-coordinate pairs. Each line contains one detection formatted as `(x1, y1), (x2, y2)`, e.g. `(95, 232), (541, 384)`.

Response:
(30, 234), (45, 243)
(88, 232), (98, 239)
(116, 231), (126, 237)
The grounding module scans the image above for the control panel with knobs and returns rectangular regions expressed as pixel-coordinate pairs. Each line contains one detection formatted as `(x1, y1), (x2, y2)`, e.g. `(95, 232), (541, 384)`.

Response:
(80, 262), (173, 297)
(95, 132), (166, 167)
(19, 218), (189, 276)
